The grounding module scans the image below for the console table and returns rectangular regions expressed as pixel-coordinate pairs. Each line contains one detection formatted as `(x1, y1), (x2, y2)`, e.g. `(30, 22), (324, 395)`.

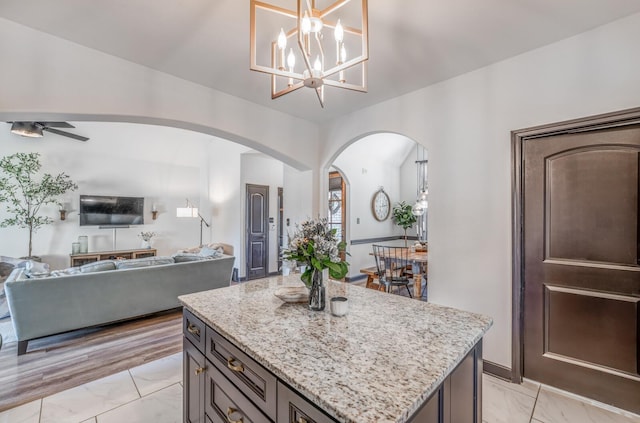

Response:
(70, 248), (157, 267)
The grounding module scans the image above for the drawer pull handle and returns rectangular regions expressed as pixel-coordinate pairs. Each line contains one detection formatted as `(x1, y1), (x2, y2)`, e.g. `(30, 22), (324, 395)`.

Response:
(226, 407), (243, 423)
(187, 324), (200, 336)
(194, 367), (205, 376)
(227, 357), (244, 373)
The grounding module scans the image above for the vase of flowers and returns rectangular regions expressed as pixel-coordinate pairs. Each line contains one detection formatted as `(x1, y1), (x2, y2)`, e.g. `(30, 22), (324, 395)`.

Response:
(138, 231), (156, 249)
(282, 218), (349, 311)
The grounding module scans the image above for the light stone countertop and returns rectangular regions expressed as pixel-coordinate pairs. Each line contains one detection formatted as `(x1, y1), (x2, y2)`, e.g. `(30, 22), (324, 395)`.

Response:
(179, 275), (493, 423)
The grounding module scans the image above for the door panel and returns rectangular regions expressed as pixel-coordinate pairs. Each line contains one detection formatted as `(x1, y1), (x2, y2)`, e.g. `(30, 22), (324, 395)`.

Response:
(246, 184), (269, 280)
(545, 285), (638, 375)
(546, 148), (638, 265)
(523, 125), (640, 413)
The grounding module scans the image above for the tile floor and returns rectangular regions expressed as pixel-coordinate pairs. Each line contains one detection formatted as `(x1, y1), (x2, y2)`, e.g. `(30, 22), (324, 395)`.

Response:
(0, 352), (638, 423)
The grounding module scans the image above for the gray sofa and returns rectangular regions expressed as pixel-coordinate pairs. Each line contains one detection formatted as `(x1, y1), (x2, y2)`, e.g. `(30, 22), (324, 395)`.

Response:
(5, 255), (234, 355)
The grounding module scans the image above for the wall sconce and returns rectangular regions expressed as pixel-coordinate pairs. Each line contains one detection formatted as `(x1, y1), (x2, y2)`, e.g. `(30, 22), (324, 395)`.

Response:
(151, 204), (158, 220)
(58, 202), (68, 221)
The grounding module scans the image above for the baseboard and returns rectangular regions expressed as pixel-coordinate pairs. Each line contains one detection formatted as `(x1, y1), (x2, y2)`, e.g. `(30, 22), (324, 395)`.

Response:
(239, 271), (281, 282)
(483, 360), (513, 382)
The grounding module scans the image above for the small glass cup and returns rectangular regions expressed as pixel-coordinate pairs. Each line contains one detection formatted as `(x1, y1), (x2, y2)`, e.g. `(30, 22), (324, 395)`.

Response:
(330, 296), (348, 317)
(72, 242), (81, 254)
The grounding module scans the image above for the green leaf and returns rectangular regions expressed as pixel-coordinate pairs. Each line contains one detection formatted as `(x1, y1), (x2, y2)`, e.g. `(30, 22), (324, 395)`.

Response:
(392, 201), (417, 229)
(0, 152), (77, 255)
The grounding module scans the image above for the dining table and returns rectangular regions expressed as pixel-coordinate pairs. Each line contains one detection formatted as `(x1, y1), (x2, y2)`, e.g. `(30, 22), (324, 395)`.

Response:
(369, 247), (428, 299)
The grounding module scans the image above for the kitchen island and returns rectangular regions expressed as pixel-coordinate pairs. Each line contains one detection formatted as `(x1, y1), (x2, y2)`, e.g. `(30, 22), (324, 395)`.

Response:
(179, 275), (492, 423)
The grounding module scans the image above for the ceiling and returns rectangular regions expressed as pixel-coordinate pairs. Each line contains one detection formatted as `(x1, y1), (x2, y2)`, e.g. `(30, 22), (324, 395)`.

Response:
(1, 0), (640, 123)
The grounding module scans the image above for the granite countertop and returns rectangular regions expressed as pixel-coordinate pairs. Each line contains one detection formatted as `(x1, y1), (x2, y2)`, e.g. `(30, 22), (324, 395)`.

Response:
(179, 275), (492, 423)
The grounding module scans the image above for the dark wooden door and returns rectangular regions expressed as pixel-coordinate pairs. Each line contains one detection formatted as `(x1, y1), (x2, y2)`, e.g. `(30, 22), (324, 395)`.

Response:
(523, 124), (640, 412)
(246, 184), (269, 280)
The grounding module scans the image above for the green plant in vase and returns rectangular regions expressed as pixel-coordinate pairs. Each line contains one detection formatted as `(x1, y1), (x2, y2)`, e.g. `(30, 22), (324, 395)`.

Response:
(392, 201), (417, 248)
(0, 152), (77, 258)
(282, 218), (349, 310)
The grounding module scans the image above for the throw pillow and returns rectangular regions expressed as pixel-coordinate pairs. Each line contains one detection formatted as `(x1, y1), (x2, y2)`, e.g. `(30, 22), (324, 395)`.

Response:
(80, 260), (116, 274)
(21, 260), (50, 276)
(199, 246), (223, 258)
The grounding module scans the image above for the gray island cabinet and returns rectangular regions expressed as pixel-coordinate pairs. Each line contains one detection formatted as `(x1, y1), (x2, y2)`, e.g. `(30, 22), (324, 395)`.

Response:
(179, 276), (492, 423)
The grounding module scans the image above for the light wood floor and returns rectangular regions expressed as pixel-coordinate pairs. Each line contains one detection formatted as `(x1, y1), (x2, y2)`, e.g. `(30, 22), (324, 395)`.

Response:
(0, 309), (182, 412)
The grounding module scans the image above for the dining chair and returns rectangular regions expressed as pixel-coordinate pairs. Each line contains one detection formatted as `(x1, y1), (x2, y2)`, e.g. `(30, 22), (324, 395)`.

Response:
(372, 245), (412, 298)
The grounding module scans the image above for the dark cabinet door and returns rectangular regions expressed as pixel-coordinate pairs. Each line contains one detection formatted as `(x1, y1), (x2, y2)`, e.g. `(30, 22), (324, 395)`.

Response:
(277, 382), (337, 423)
(206, 365), (270, 423)
(184, 338), (207, 423)
(523, 125), (640, 412)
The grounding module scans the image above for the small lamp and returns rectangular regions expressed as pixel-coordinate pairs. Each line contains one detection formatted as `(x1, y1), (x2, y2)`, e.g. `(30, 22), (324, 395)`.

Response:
(151, 203), (158, 220)
(176, 199), (210, 246)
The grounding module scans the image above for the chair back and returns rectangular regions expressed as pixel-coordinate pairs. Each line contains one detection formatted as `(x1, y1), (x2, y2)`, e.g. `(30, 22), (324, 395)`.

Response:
(372, 245), (411, 283)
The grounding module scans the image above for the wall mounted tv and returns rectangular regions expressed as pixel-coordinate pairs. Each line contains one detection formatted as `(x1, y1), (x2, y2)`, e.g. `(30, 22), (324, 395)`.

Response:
(79, 195), (144, 226)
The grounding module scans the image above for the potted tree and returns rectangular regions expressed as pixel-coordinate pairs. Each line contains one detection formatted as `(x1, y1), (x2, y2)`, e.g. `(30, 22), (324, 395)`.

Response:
(392, 201), (417, 248)
(0, 152), (78, 258)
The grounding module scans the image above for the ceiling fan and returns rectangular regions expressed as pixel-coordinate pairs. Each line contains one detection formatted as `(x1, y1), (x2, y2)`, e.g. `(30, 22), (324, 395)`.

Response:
(8, 121), (89, 142)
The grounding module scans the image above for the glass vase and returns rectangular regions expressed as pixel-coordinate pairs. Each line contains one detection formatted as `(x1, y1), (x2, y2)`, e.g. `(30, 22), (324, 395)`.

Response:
(78, 236), (88, 254)
(308, 268), (326, 311)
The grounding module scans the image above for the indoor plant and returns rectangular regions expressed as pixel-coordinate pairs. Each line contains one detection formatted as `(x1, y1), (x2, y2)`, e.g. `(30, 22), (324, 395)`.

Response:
(392, 201), (417, 247)
(0, 152), (78, 258)
(282, 218), (348, 310)
(138, 231), (156, 249)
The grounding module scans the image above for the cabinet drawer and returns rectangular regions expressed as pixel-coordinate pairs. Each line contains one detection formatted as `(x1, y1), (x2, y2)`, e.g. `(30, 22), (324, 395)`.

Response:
(183, 309), (206, 353)
(206, 365), (270, 423)
(206, 328), (277, 420)
(277, 382), (337, 423)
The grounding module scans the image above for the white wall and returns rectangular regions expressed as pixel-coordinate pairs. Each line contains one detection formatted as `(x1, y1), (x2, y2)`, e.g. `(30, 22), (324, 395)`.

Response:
(240, 153), (284, 278)
(332, 134), (416, 278)
(320, 13), (640, 368)
(0, 17), (320, 185)
(282, 165), (313, 237)
(208, 142), (243, 264)
(0, 122), (248, 270)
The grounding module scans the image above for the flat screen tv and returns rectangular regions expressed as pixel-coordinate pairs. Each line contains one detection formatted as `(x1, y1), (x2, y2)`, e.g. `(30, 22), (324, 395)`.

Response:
(79, 195), (144, 226)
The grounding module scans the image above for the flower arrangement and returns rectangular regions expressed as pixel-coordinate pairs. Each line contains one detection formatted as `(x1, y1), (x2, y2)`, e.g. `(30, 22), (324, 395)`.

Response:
(282, 218), (349, 288)
(138, 231), (156, 242)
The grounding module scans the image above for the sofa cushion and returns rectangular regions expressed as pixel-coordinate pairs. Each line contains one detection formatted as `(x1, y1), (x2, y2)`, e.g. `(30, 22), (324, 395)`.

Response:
(80, 260), (116, 274)
(50, 267), (82, 277)
(116, 256), (175, 270)
(172, 253), (206, 263)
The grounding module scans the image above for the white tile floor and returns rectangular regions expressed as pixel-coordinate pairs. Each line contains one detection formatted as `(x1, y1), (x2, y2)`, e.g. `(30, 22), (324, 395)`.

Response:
(1, 352), (638, 423)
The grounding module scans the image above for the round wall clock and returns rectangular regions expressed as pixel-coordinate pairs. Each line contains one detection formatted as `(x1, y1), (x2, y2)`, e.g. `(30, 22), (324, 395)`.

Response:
(371, 188), (390, 221)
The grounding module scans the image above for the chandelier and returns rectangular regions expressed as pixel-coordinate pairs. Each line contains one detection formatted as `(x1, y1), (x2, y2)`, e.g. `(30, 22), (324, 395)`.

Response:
(250, 0), (369, 107)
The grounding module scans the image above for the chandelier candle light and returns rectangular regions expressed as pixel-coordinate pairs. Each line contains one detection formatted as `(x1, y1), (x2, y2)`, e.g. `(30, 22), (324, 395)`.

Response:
(250, 0), (369, 107)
